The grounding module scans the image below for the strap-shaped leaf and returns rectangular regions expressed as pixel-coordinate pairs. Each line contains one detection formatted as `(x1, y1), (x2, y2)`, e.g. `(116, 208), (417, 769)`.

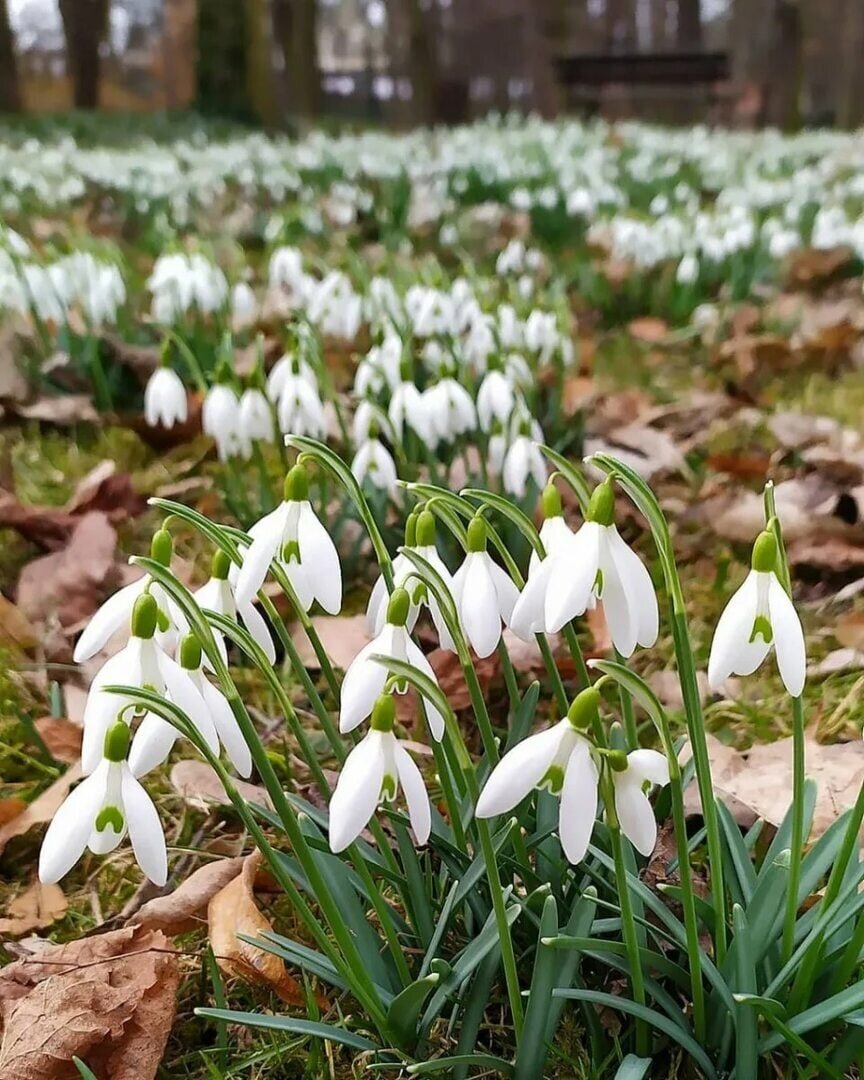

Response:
(194, 1009), (379, 1052)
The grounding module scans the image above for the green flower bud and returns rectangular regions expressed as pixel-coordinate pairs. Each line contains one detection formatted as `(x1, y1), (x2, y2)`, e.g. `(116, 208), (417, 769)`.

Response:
(751, 529), (778, 574)
(284, 463), (309, 503)
(541, 482), (563, 520)
(211, 549), (231, 580)
(150, 528), (173, 567)
(179, 633), (202, 671)
(416, 509), (436, 547)
(607, 749), (629, 773)
(371, 694), (396, 733)
(567, 687), (601, 731)
(131, 593), (158, 639)
(404, 510), (418, 548)
(387, 587), (411, 627)
(103, 720), (131, 763)
(586, 480), (615, 527)
(467, 515), (487, 553)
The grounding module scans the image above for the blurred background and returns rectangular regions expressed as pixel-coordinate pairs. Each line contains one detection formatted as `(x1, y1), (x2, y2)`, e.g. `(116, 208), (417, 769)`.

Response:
(0, 0), (862, 131)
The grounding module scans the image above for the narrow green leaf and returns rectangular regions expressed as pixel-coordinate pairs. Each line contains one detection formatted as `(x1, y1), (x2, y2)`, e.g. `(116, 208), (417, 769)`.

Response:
(387, 973), (442, 1051)
(452, 947), (501, 1080)
(515, 895), (560, 1080)
(408, 1055), (515, 1076)
(194, 1009), (379, 1052)
(614, 1055), (652, 1080)
(732, 906), (758, 1080)
(73, 1059), (98, 1080)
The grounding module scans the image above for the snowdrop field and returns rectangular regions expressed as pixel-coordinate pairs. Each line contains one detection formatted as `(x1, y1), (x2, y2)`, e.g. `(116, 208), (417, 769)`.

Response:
(3, 113), (864, 1079)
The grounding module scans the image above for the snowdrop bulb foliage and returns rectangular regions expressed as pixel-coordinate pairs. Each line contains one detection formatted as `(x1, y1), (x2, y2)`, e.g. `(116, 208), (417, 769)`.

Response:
(610, 748), (671, 857)
(451, 516), (519, 658)
(234, 465), (341, 615)
(73, 529), (179, 663)
(202, 383), (242, 462)
(144, 364), (187, 429)
(545, 480), (659, 658)
(340, 588), (445, 741)
(329, 696), (430, 853)
(129, 634), (252, 779)
(40, 721), (167, 886)
(81, 593), (219, 776)
(707, 527), (805, 697)
(351, 437), (398, 495)
(476, 689), (601, 865)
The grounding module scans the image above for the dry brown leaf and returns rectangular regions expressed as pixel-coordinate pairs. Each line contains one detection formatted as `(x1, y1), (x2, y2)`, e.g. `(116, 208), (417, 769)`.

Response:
(132, 857), (245, 935)
(12, 394), (99, 424)
(809, 647), (864, 677)
(428, 647), (498, 710)
(682, 732), (864, 837)
(0, 881), (67, 936)
(0, 593), (39, 649)
(787, 535), (864, 573)
(835, 612), (864, 651)
(64, 460), (146, 521)
(169, 760), (272, 810)
(0, 799), (27, 827)
(627, 316), (669, 343)
(0, 924), (178, 1079)
(585, 422), (687, 482)
(17, 512), (118, 630)
(290, 613), (370, 671)
(0, 764), (81, 856)
(34, 717), (82, 764)
(785, 245), (854, 288)
(208, 853), (304, 1004)
(562, 374), (596, 417)
(585, 606), (612, 657)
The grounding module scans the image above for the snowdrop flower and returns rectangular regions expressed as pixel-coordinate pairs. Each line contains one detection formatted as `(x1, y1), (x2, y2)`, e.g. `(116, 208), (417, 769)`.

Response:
(237, 386), (275, 456)
(231, 281), (257, 328)
(268, 246), (305, 290)
(39, 721), (167, 885)
(676, 252), (699, 286)
(73, 529), (180, 663)
(355, 334), (402, 397)
(352, 437), (398, 495)
(202, 382), (242, 462)
(234, 465), (341, 614)
(275, 361), (326, 437)
(389, 377), (430, 442)
(81, 593), (218, 775)
(144, 362), (187, 429)
(425, 377), (476, 443)
(502, 428), (547, 498)
(352, 400), (393, 445)
(451, 516), (518, 658)
(130, 634), (251, 779)
(366, 510), (455, 648)
(545, 480), (659, 658)
(511, 485), (576, 640)
(340, 588), (444, 741)
(476, 688), (600, 864)
(267, 352), (317, 402)
(196, 549), (276, 664)
(610, 748), (671, 856)
(477, 368), (516, 433)
(707, 527), (805, 697)
(329, 695), (430, 853)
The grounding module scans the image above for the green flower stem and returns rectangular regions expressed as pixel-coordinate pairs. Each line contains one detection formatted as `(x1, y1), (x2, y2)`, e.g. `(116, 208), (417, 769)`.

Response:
(562, 624), (591, 690)
(167, 329), (209, 393)
(601, 769), (649, 1056)
(498, 640), (520, 716)
(348, 840), (413, 988)
(614, 647), (638, 749)
(431, 738), (468, 849)
(85, 334), (113, 412)
(537, 633), (569, 713)
(271, 564), (342, 704)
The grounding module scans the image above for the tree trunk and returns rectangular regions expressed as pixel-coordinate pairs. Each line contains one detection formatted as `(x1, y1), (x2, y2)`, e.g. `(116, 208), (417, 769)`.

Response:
(245, 0), (278, 125)
(404, 0), (438, 126)
(0, 0), (21, 112)
(604, 0), (637, 51)
(676, 0), (702, 49)
(272, 0), (320, 124)
(58, 0), (110, 108)
(764, 0), (803, 129)
(837, 0), (864, 127)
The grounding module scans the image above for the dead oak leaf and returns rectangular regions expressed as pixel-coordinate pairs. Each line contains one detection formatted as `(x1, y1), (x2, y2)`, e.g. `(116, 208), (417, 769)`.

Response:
(131, 857), (245, 936)
(0, 924), (178, 1080)
(208, 853), (305, 1005)
(34, 717), (82, 764)
(290, 613), (371, 671)
(170, 760), (272, 811)
(0, 764), (81, 857)
(0, 881), (67, 937)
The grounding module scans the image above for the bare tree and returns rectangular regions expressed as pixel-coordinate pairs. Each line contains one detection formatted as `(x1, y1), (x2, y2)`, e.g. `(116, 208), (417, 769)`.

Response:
(0, 0), (21, 112)
(58, 0), (111, 108)
(604, 0), (637, 51)
(837, 0), (864, 126)
(676, 0), (702, 49)
(764, 0), (802, 128)
(272, 0), (321, 123)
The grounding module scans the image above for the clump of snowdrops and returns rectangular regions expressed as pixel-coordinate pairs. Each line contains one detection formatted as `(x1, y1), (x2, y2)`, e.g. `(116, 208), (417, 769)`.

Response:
(40, 419), (864, 1077)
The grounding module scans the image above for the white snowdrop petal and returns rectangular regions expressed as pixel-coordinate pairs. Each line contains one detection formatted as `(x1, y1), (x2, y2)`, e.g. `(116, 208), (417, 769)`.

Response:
(627, 748), (670, 787)
(475, 722), (567, 818)
(339, 631), (391, 732)
(405, 638), (445, 741)
(599, 541), (637, 658)
(129, 712), (178, 777)
(298, 501), (342, 614)
(73, 576), (147, 663)
(606, 525), (659, 649)
(122, 768), (168, 885)
(158, 652), (219, 754)
(38, 769), (104, 883)
(545, 524), (602, 633)
(768, 576), (806, 697)
(202, 678), (253, 778)
(394, 744), (431, 847)
(488, 561), (520, 625)
(614, 777), (658, 857)
(234, 503), (289, 607)
(509, 557), (554, 642)
(707, 571), (769, 688)
(329, 732), (386, 853)
(238, 599), (277, 665)
(461, 554), (502, 658)
(558, 739), (599, 865)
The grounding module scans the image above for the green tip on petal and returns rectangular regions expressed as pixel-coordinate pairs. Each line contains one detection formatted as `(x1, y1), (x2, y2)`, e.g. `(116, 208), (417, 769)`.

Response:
(371, 694), (396, 732)
(567, 687), (601, 731)
(607, 749), (629, 773)
(103, 720), (131, 763)
(131, 593), (158, 639)
(467, 515), (487, 553)
(150, 528), (173, 567)
(404, 510), (418, 548)
(586, 479), (615, 526)
(415, 509), (436, 547)
(387, 587), (411, 627)
(284, 463), (309, 503)
(541, 482), (563, 520)
(751, 529), (778, 573)
(179, 633), (202, 671)
(211, 549), (231, 580)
